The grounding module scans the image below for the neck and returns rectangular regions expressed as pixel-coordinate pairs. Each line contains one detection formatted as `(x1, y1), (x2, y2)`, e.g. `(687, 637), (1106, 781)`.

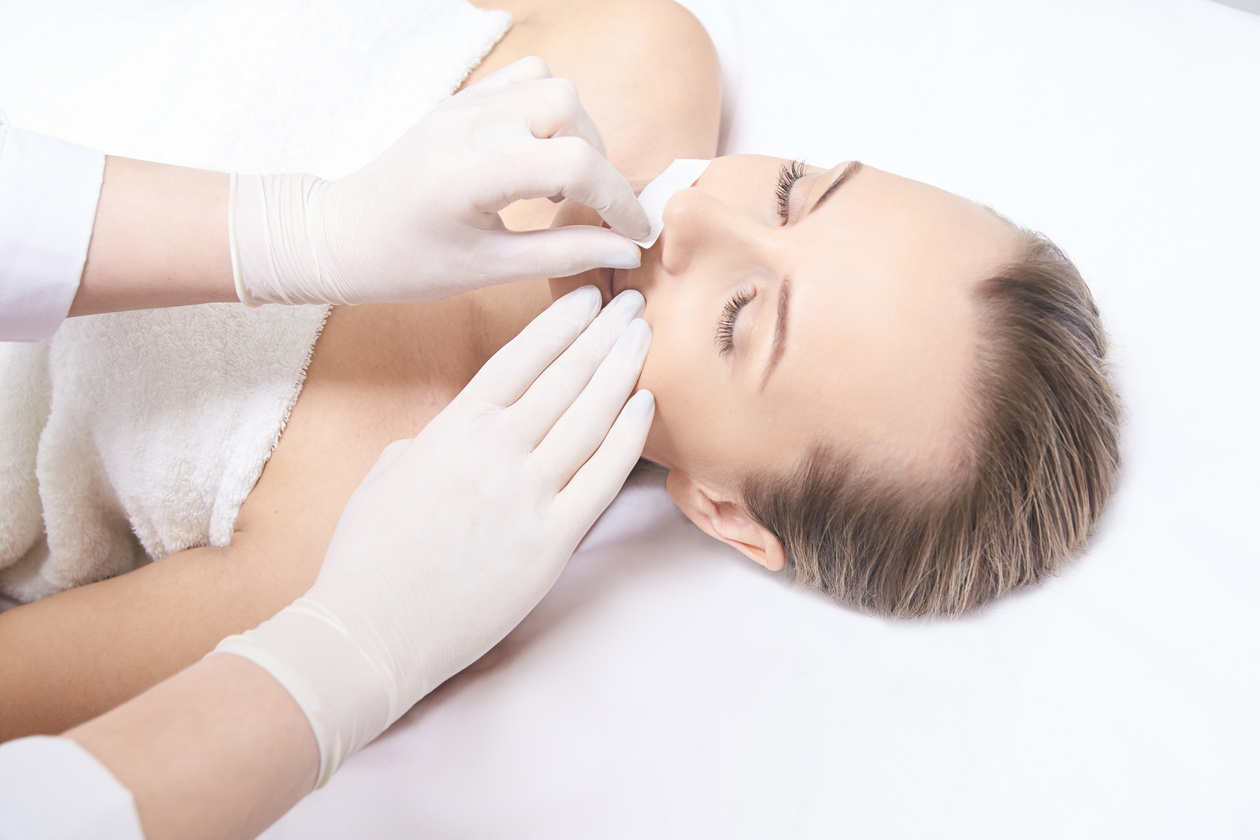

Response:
(463, 277), (556, 370)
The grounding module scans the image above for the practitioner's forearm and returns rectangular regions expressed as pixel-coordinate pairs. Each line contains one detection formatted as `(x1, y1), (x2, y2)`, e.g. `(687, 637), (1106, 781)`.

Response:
(71, 155), (236, 317)
(67, 653), (318, 840)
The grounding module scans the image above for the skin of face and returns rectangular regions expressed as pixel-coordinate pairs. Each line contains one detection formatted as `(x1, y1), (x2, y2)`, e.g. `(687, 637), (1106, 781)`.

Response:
(551, 155), (1021, 570)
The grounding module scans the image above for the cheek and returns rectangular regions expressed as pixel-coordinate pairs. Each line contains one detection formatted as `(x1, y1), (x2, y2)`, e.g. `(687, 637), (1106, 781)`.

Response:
(638, 289), (704, 397)
(637, 298), (732, 469)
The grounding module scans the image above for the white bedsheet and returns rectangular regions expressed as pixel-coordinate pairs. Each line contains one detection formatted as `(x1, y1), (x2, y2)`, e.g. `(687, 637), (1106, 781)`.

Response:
(261, 1), (1260, 837)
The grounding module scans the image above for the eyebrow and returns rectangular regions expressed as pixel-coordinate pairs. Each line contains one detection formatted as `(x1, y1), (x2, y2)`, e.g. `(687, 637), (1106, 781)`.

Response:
(760, 277), (792, 390)
(808, 160), (864, 216)
(750, 163), (861, 387)
(759, 163), (860, 388)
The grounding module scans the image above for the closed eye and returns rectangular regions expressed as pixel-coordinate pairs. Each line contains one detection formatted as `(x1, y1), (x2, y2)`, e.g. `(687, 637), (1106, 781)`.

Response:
(716, 285), (755, 356)
(776, 160), (808, 223)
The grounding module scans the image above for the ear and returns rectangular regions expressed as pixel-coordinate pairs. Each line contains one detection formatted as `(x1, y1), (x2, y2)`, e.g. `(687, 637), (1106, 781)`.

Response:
(665, 471), (786, 572)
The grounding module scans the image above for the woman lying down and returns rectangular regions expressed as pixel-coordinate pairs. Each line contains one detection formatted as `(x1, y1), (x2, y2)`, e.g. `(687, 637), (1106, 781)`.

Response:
(0, 0), (1120, 740)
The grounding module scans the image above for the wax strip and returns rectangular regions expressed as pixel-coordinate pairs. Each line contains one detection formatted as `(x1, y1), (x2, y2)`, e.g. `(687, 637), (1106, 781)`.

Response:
(631, 158), (711, 248)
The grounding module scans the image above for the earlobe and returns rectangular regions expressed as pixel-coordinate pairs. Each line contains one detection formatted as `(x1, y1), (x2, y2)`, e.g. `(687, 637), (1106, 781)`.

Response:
(665, 472), (786, 572)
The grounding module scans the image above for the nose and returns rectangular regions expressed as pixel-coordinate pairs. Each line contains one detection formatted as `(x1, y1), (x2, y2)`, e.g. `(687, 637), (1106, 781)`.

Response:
(658, 187), (772, 276)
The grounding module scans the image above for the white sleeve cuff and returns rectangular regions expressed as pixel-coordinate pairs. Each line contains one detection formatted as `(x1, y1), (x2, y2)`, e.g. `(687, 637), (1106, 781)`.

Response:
(0, 118), (105, 342)
(0, 736), (145, 840)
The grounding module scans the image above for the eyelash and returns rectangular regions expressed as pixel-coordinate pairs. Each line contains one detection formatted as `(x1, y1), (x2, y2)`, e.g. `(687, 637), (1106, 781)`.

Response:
(716, 285), (755, 356)
(714, 163), (803, 356)
(776, 160), (808, 222)
(713, 162), (805, 356)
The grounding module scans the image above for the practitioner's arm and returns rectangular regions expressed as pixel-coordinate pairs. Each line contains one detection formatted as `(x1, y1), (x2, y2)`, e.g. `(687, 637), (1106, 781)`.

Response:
(65, 654), (317, 840)
(60, 286), (652, 840)
(69, 56), (646, 318)
(69, 156), (234, 316)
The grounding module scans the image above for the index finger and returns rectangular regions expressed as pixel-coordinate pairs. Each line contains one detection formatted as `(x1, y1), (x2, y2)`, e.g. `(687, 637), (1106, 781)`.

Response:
(459, 285), (602, 407)
(543, 139), (652, 241)
(489, 137), (649, 241)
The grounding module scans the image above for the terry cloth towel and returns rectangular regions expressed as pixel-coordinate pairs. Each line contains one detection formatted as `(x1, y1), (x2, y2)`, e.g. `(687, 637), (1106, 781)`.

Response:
(0, 0), (512, 603)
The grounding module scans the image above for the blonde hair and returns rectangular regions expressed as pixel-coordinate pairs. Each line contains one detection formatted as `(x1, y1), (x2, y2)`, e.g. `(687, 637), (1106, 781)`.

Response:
(741, 230), (1120, 617)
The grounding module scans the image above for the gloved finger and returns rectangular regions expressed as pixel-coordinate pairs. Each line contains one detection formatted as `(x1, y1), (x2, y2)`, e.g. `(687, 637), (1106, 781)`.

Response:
(459, 285), (601, 408)
(461, 55), (552, 93)
(531, 318), (651, 489)
(510, 290), (645, 446)
(516, 76), (609, 159)
(550, 388), (654, 536)
(459, 78), (609, 162)
(537, 139), (647, 239)
(480, 135), (648, 240)
(473, 227), (640, 285)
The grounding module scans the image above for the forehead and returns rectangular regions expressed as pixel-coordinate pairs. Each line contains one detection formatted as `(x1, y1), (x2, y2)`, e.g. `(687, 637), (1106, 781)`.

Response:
(763, 164), (1019, 476)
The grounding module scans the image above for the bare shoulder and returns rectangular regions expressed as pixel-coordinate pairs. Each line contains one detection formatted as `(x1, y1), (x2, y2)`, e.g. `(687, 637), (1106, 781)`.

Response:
(470, 0), (714, 54)
(465, 0), (721, 176)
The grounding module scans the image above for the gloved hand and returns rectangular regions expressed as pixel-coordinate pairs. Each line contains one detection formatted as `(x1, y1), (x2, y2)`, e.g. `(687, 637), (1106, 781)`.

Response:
(230, 56), (650, 306)
(215, 285), (653, 788)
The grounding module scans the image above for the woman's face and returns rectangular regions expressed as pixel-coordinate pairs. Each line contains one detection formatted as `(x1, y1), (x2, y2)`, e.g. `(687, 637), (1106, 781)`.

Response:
(552, 155), (1019, 564)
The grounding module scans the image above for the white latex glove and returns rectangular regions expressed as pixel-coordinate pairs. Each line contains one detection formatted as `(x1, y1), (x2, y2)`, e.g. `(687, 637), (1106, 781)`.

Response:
(230, 56), (650, 306)
(215, 285), (653, 788)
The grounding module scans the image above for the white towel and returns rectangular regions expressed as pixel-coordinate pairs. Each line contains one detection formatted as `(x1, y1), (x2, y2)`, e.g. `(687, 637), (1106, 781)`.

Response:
(0, 0), (512, 602)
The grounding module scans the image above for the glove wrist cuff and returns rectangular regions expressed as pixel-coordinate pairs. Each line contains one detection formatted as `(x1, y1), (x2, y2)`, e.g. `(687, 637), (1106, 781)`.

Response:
(213, 597), (393, 788)
(230, 172), (349, 306)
